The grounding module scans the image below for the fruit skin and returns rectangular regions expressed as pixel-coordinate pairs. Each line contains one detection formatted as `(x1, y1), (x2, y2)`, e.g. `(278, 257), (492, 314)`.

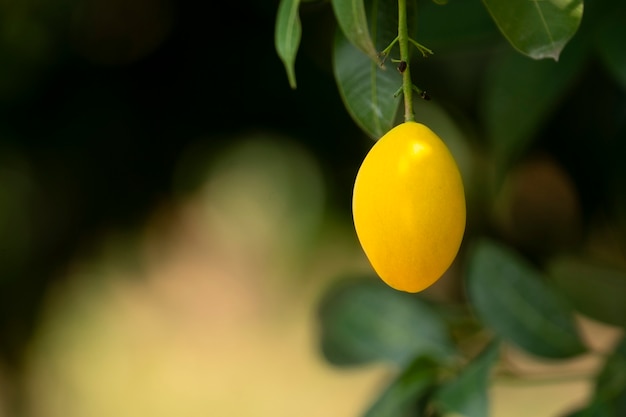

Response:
(352, 122), (466, 293)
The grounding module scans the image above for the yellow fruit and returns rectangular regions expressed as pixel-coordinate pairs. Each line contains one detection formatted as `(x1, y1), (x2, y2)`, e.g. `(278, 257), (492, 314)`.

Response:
(352, 122), (466, 293)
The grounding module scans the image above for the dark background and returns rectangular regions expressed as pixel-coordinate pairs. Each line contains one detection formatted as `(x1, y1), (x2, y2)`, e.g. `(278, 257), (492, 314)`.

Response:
(0, 0), (365, 371)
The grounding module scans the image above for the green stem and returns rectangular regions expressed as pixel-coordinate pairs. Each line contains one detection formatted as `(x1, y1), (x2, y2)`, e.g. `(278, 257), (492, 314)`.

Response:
(397, 0), (414, 122)
(380, 36), (399, 59)
(409, 38), (433, 57)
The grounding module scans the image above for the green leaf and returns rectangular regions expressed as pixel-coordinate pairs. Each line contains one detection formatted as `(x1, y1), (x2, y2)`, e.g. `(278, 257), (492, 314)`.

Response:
(333, 0), (404, 139)
(318, 278), (455, 367)
(481, 42), (587, 173)
(331, 0), (379, 62)
(482, 0), (583, 61)
(547, 257), (626, 328)
(434, 342), (500, 417)
(596, 2), (626, 91)
(363, 356), (438, 417)
(595, 337), (626, 404)
(467, 239), (587, 359)
(435, 341), (500, 417)
(275, 0), (302, 89)
(576, 337), (626, 417)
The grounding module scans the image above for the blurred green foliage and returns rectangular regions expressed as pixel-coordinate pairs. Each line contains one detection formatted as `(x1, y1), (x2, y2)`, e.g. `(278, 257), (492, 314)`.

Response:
(319, 278), (456, 366)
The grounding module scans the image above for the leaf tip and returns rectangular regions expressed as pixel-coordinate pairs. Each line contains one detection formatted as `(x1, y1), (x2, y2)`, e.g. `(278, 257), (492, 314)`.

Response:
(287, 71), (297, 89)
(532, 50), (561, 62)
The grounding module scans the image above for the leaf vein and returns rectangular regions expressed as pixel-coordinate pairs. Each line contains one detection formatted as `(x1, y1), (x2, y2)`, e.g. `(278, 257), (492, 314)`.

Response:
(532, 0), (556, 50)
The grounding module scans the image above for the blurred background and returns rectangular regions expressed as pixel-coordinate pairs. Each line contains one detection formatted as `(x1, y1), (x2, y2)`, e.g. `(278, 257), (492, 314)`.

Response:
(0, 0), (624, 416)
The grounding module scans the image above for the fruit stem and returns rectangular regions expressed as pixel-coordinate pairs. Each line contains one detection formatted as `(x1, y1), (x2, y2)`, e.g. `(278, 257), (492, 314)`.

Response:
(397, 0), (414, 122)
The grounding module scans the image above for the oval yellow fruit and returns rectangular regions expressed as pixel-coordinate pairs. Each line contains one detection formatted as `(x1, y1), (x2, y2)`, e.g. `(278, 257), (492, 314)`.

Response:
(352, 122), (466, 293)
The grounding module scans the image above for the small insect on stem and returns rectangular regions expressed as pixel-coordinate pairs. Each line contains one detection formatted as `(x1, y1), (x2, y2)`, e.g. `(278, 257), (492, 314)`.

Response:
(397, 61), (407, 73)
(412, 84), (431, 101)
